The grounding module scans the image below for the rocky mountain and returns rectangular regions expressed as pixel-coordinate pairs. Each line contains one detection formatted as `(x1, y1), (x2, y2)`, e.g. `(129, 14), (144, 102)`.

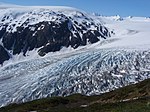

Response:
(0, 5), (110, 64)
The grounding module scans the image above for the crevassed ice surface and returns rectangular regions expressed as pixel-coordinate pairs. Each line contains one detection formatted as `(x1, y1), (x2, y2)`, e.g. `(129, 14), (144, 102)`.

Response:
(0, 49), (150, 107)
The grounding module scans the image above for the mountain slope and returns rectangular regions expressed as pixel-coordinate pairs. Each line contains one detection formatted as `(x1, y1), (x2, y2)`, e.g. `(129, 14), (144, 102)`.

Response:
(0, 5), (110, 64)
(0, 78), (149, 112)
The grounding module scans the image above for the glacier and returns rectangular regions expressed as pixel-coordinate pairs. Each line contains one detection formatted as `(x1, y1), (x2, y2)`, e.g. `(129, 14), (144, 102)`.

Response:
(0, 48), (150, 107)
(0, 4), (150, 107)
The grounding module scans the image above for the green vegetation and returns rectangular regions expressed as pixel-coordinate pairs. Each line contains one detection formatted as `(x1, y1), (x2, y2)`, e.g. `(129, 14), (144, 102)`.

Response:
(0, 79), (150, 112)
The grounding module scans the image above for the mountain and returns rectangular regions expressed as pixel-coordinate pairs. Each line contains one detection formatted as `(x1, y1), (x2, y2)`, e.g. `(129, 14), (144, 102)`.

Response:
(0, 78), (149, 112)
(0, 5), (110, 64)
(0, 4), (150, 108)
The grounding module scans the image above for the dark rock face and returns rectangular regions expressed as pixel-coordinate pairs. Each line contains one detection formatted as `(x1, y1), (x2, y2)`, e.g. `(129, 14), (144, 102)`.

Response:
(1, 21), (109, 56)
(0, 8), (111, 64)
(0, 45), (10, 64)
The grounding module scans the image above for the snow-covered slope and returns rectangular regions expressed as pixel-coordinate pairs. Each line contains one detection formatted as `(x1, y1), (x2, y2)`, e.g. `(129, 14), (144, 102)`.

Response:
(99, 16), (150, 49)
(0, 5), (150, 107)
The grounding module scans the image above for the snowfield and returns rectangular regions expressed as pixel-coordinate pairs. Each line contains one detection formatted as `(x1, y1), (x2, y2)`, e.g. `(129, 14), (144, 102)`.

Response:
(99, 16), (150, 49)
(0, 4), (150, 107)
